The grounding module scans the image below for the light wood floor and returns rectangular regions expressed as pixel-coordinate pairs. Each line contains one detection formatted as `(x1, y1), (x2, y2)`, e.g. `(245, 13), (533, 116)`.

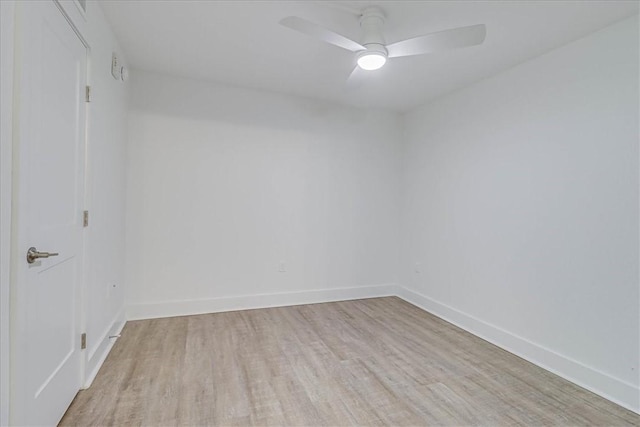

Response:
(60, 297), (639, 426)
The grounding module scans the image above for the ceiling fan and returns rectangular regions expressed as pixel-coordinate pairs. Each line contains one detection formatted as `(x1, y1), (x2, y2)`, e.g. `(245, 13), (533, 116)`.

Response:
(280, 6), (486, 83)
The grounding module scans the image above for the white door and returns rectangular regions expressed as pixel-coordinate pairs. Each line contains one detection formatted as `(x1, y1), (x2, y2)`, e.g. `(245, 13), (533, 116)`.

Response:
(12, 1), (87, 425)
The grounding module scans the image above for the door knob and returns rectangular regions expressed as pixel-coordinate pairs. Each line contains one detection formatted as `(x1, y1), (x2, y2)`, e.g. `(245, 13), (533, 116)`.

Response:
(26, 247), (59, 264)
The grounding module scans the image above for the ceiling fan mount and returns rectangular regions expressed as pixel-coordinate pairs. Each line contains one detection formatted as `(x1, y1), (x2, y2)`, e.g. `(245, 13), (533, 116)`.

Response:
(357, 7), (388, 70)
(280, 5), (486, 83)
(359, 6), (386, 44)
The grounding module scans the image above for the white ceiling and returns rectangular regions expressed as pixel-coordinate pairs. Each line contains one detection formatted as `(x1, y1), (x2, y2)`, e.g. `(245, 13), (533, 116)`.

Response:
(100, 1), (639, 112)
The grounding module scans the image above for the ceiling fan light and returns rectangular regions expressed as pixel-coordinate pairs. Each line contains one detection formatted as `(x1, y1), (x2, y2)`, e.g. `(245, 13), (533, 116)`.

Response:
(357, 52), (387, 71)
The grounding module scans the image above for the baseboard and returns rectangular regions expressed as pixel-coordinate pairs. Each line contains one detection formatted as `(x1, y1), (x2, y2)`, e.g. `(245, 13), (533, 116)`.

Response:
(126, 284), (398, 321)
(83, 308), (126, 389)
(395, 286), (640, 415)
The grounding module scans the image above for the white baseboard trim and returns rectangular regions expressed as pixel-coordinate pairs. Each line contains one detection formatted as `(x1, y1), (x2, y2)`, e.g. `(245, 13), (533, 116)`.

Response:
(396, 286), (640, 415)
(83, 308), (126, 389)
(126, 284), (398, 321)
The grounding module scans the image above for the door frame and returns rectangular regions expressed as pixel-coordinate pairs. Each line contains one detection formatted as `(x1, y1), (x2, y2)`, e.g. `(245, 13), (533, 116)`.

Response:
(5, 0), (91, 423)
(1, 2), (16, 426)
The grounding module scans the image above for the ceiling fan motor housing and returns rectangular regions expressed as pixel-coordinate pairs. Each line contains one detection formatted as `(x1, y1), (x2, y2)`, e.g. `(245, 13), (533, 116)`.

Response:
(359, 6), (387, 56)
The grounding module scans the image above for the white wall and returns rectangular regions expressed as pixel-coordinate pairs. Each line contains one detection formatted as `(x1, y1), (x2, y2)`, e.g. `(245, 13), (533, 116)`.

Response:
(81, 2), (129, 385)
(400, 15), (639, 412)
(126, 71), (401, 319)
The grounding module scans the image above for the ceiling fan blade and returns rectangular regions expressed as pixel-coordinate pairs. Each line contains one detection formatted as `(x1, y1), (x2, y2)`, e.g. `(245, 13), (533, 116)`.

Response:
(280, 16), (365, 52)
(346, 66), (365, 89)
(386, 24), (486, 58)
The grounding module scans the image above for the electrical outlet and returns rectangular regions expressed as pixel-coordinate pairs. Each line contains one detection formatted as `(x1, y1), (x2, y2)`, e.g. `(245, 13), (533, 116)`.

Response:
(278, 261), (286, 273)
(414, 262), (421, 274)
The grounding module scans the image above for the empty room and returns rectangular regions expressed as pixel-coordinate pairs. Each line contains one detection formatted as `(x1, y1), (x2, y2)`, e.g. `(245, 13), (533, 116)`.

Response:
(0, 0), (639, 425)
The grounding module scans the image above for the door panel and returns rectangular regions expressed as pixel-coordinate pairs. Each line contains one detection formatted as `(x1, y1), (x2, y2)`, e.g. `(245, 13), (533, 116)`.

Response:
(38, 15), (83, 228)
(12, 1), (87, 425)
(32, 258), (76, 395)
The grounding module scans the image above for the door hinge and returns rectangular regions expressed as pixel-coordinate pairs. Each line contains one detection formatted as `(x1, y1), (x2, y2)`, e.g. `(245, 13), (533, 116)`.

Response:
(81, 333), (87, 350)
(85, 85), (91, 102)
(83, 210), (89, 227)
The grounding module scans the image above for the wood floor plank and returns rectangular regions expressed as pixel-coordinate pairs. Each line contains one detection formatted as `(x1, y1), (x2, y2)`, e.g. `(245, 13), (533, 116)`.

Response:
(60, 297), (639, 426)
